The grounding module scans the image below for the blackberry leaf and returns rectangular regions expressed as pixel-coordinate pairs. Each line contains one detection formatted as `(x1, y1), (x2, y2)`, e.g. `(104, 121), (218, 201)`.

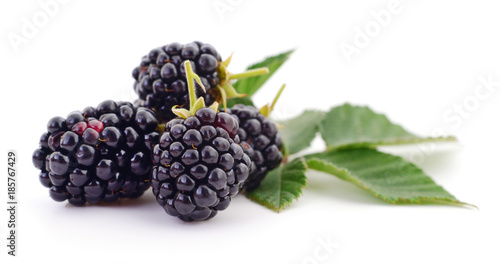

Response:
(226, 97), (255, 108)
(306, 149), (470, 206)
(233, 50), (294, 97)
(246, 158), (307, 212)
(280, 111), (325, 155)
(320, 104), (456, 150)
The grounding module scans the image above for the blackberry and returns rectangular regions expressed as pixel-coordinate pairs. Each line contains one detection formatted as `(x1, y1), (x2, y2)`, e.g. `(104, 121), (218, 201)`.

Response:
(151, 61), (251, 221)
(32, 100), (159, 205)
(152, 108), (251, 221)
(132, 41), (222, 122)
(132, 41), (269, 123)
(227, 85), (286, 191)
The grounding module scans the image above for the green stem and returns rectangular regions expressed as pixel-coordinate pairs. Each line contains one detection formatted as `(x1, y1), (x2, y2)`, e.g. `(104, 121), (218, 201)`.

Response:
(259, 84), (286, 117)
(228, 67), (269, 80)
(270, 84), (286, 112)
(171, 61), (208, 119)
(184, 61), (207, 110)
(185, 61), (198, 111)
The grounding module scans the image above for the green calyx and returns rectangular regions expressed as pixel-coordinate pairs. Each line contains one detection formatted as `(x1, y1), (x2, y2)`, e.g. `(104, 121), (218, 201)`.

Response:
(172, 61), (219, 119)
(216, 54), (269, 111)
(259, 84), (286, 117)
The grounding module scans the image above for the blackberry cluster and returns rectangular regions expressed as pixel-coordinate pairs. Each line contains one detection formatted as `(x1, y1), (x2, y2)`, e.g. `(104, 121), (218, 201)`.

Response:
(132, 41), (222, 122)
(151, 108), (251, 221)
(228, 104), (283, 191)
(32, 100), (159, 205)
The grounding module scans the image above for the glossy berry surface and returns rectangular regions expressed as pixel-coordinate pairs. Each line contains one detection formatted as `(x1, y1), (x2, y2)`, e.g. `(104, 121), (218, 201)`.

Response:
(151, 108), (251, 221)
(32, 100), (159, 205)
(228, 104), (283, 191)
(132, 41), (222, 122)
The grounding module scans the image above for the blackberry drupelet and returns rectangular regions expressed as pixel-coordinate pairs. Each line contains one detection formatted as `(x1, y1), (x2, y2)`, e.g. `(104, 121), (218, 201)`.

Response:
(228, 104), (283, 191)
(32, 100), (159, 205)
(132, 41), (222, 122)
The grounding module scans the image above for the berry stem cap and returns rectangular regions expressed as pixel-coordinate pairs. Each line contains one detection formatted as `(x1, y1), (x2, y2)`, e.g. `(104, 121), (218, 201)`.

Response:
(172, 61), (219, 119)
(216, 54), (270, 111)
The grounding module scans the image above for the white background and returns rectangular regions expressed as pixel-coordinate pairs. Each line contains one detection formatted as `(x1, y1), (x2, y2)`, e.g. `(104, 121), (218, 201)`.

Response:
(1, 0), (499, 263)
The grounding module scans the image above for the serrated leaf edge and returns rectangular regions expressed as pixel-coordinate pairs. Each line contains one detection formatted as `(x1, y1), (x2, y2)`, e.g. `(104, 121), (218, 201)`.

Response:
(327, 136), (458, 151)
(246, 158), (308, 212)
(306, 157), (471, 207)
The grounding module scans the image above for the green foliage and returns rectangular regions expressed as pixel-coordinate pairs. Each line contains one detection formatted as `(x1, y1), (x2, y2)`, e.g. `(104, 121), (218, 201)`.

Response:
(319, 104), (456, 150)
(233, 50), (294, 96)
(307, 149), (465, 205)
(280, 111), (325, 155)
(246, 159), (308, 212)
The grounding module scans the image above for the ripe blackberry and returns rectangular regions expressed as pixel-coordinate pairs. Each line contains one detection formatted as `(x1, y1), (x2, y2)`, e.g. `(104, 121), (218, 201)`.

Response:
(151, 61), (251, 221)
(152, 108), (251, 221)
(32, 100), (159, 205)
(228, 96), (284, 191)
(132, 41), (269, 123)
(132, 41), (222, 122)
